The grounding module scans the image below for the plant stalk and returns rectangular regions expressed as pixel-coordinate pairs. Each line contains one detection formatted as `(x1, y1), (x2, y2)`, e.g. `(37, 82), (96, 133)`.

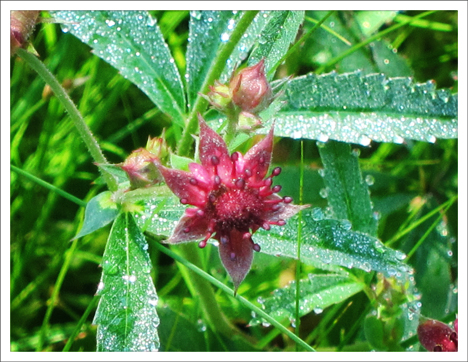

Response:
(16, 48), (118, 191)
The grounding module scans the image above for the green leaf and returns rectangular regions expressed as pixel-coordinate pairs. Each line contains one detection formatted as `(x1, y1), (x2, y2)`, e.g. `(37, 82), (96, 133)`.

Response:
(219, 11), (273, 83)
(74, 191), (119, 239)
(186, 10), (238, 108)
(264, 71), (457, 144)
(93, 212), (160, 351)
(95, 163), (130, 188)
(50, 11), (186, 125)
(257, 210), (411, 278)
(134, 195), (185, 235)
(250, 273), (364, 326)
(248, 11), (305, 79)
(137, 195), (410, 278)
(318, 140), (377, 236)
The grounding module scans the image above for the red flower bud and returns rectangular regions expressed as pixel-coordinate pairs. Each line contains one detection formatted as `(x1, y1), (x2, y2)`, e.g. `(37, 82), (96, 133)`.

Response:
(417, 318), (458, 352)
(120, 148), (162, 189)
(10, 11), (40, 56)
(229, 59), (272, 113)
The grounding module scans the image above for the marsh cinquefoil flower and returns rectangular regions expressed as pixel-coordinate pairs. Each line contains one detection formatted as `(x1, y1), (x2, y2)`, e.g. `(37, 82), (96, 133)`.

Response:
(158, 115), (308, 290)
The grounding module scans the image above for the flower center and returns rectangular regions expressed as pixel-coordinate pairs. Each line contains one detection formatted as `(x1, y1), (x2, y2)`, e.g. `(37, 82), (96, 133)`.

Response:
(213, 188), (262, 231)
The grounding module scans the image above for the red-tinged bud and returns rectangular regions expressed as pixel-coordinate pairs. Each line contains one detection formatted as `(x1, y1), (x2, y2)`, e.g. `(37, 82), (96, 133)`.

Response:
(200, 81), (233, 112)
(10, 11), (40, 56)
(417, 319), (458, 352)
(146, 134), (169, 162)
(229, 59), (272, 113)
(120, 148), (162, 189)
(238, 111), (263, 132)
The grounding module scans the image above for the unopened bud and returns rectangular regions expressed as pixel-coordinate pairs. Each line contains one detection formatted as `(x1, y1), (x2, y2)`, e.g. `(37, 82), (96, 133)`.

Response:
(238, 111), (263, 132)
(417, 318), (458, 352)
(200, 81), (232, 112)
(146, 134), (169, 161)
(229, 59), (272, 113)
(10, 11), (40, 56)
(120, 148), (162, 189)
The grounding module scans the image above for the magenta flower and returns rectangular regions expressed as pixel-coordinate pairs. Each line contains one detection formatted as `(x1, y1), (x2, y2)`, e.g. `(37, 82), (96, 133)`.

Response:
(417, 318), (458, 352)
(158, 115), (308, 291)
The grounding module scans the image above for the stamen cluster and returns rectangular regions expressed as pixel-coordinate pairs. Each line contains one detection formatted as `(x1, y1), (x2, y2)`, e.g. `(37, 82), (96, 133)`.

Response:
(158, 115), (307, 289)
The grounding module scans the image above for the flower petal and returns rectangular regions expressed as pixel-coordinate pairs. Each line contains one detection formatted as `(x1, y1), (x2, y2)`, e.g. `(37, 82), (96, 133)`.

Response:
(218, 229), (253, 292)
(188, 163), (213, 189)
(167, 212), (210, 244)
(158, 164), (206, 206)
(198, 114), (230, 166)
(264, 199), (310, 222)
(198, 114), (233, 184)
(244, 125), (274, 181)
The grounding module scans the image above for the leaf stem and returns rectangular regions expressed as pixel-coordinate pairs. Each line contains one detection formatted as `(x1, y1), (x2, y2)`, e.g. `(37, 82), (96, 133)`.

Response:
(177, 11), (259, 157)
(16, 48), (118, 191)
(151, 240), (316, 352)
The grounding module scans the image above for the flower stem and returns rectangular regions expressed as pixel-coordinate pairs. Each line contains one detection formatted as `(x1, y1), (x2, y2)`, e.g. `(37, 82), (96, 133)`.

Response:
(177, 10), (259, 157)
(16, 48), (118, 191)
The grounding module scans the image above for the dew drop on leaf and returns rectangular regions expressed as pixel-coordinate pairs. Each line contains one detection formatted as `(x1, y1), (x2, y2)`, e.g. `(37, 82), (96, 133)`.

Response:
(365, 174), (375, 186)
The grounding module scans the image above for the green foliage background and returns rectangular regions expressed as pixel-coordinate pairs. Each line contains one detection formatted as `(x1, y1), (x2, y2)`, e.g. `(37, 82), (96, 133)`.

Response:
(10, 10), (457, 352)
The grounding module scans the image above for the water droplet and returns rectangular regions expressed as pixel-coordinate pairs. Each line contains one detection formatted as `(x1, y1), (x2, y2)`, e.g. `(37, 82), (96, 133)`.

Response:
(318, 169), (325, 177)
(395, 250), (406, 260)
(351, 148), (361, 157)
(106, 19), (115, 27)
(358, 135), (371, 146)
(365, 174), (375, 186)
(319, 188), (328, 198)
(313, 307), (323, 314)
(96, 281), (105, 294)
(316, 141), (327, 148)
(122, 274), (137, 283)
(425, 135), (436, 143)
(262, 321), (271, 328)
(196, 319), (207, 332)
(148, 298), (158, 306)
(102, 260), (119, 275)
(317, 134), (329, 142)
(374, 241), (385, 253)
(221, 33), (230, 42)
(340, 220), (352, 230)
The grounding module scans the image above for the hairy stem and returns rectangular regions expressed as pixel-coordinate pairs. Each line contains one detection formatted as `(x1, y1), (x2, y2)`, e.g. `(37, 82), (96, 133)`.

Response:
(16, 48), (118, 191)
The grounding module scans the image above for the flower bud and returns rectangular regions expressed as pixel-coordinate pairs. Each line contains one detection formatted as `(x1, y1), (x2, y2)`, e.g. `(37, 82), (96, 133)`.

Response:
(200, 81), (233, 112)
(229, 59), (272, 113)
(146, 134), (169, 162)
(417, 318), (458, 352)
(238, 111), (263, 132)
(120, 148), (162, 189)
(10, 11), (40, 56)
